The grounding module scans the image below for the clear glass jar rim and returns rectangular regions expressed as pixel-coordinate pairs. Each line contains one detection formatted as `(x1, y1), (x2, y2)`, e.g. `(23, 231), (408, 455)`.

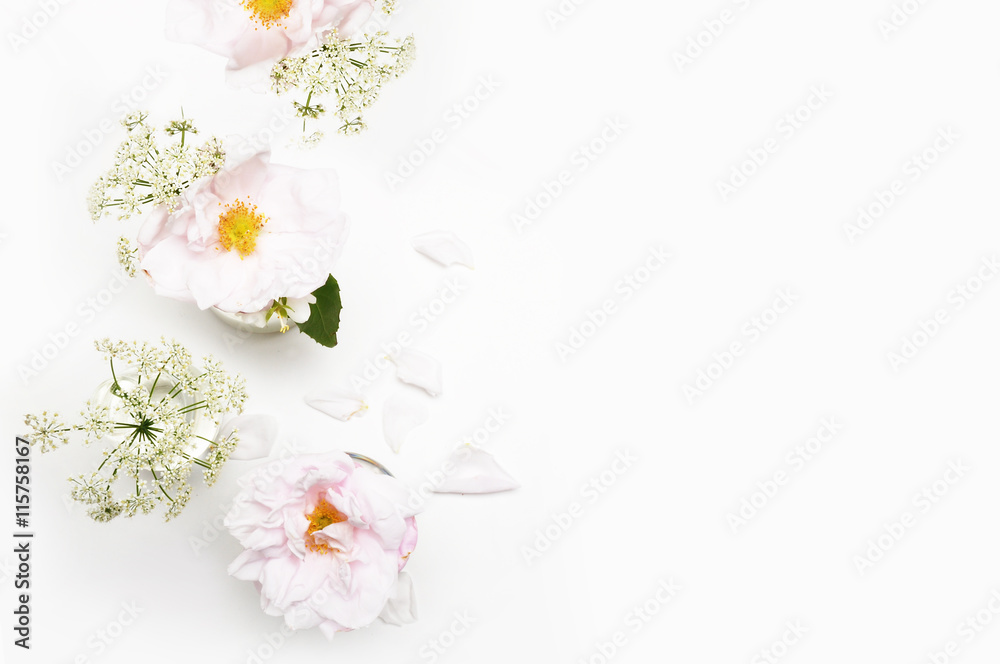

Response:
(346, 452), (393, 477)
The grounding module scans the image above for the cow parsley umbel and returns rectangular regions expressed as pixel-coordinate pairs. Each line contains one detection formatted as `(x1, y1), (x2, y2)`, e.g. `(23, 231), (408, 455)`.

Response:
(23, 338), (247, 522)
(88, 111), (225, 276)
(88, 111), (225, 224)
(271, 30), (416, 136)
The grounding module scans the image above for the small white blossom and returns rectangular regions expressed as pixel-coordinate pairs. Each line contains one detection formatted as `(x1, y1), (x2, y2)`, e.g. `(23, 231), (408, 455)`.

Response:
(94, 338), (128, 361)
(89, 503), (123, 523)
(23, 412), (70, 452)
(396, 36), (416, 73)
(69, 474), (111, 505)
(295, 131), (325, 149)
(119, 492), (157, 517)
(74, 402), (114, 445)
(164, 485), (193, 521)
(87, 178), (107, 222)
(116, 237), (139, 277)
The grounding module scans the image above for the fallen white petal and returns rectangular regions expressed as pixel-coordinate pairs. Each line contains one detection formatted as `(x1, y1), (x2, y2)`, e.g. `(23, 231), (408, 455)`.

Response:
(379, 572), (418, 626)
(433, 446), (520, 494)
(390, 349), (443, 397)
(305, 389), (368, 421)
(411, 230), (475, 268)
(222, 414), (280, 461)
(383, 392), (429, 453)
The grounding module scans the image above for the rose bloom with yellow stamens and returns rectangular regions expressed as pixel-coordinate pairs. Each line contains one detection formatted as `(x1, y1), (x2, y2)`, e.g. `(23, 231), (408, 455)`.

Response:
(136, 151), (347, 315)
(166, 0), (376, 86)
(224, 452), (419, 637)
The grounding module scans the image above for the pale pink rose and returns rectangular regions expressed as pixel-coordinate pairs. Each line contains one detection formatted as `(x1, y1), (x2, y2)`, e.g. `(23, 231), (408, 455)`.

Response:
(224, 452), (419, 637)
(167, 0), (376, 85)
(136, 152), (348, 314)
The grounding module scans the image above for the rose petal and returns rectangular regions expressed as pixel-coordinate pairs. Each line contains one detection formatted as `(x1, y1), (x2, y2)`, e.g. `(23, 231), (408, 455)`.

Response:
(433, 446), (520, 494)
(390, 349), (443, 397)
(305, 389), (368, 421)
(287, 294), (316, 324)
(410, 230), (475, 268)
(382, 392), (429, 453)
(378, 572), (418, 626)
(318, 619), (347, 640)
(222, 414), (280, 461)
(228, 548), (266, 580)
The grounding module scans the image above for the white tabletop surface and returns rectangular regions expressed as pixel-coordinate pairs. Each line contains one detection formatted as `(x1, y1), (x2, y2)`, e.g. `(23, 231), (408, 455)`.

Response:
(4, 0), (1000, 662)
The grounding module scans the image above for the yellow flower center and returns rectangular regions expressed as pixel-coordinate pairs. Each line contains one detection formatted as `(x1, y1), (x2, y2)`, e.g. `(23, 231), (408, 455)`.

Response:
(305, 497), (348, 555)
(241, 0), (294, 28)
(217, 199), (267, 258)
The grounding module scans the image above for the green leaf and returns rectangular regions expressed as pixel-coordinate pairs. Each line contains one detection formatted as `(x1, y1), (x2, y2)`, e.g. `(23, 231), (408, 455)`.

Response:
(297, 276), (342, 348)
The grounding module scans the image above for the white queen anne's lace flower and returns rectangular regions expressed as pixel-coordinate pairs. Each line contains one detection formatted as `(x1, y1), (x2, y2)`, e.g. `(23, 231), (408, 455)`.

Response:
(274, 29), (416, 135)
(24, 338), (248, 522)
(90, 113), (224, 223)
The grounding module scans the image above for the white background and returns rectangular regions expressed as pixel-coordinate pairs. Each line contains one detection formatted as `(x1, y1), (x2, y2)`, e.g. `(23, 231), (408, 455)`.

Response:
(3, 0), (1000, 662)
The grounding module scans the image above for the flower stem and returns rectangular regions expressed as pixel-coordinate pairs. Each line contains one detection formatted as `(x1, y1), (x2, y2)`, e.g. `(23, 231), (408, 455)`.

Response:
(177, 400), (206, 414)
(109, 358), (120, 395)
